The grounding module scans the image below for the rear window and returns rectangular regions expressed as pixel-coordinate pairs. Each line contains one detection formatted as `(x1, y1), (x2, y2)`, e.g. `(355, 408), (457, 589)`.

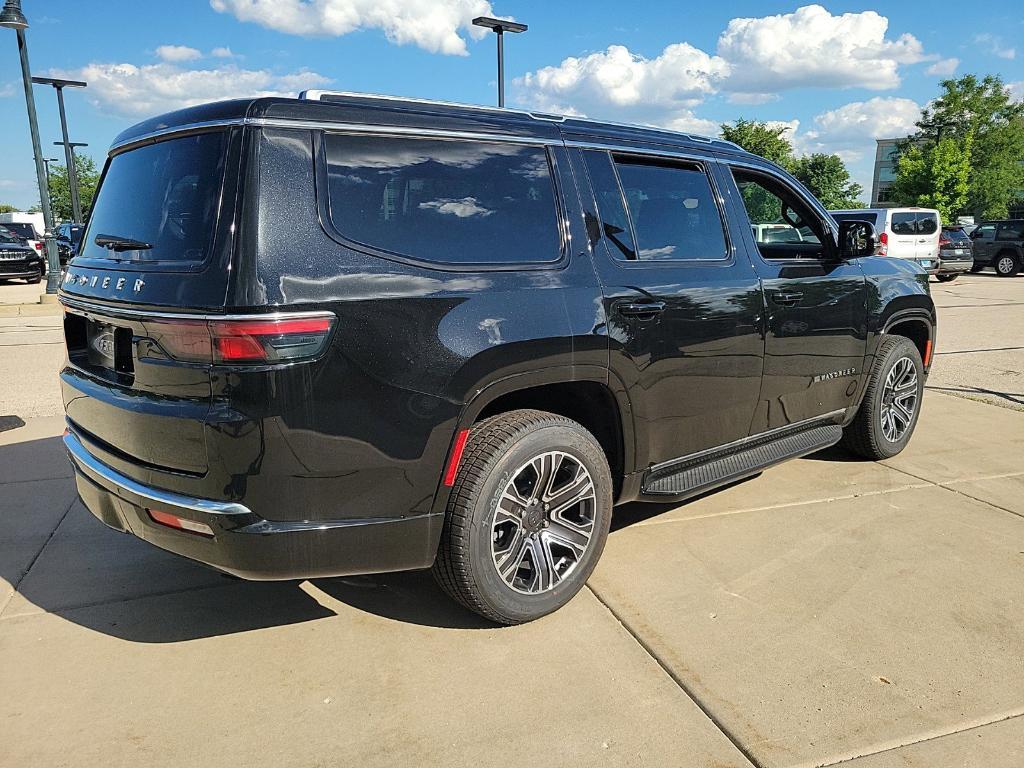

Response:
(891, 213), (917, 235)
(80, 132), (228, 263)
(324, 134), (561, 265)
(917, 213), (938, 235)
(831, 212), (881, 228)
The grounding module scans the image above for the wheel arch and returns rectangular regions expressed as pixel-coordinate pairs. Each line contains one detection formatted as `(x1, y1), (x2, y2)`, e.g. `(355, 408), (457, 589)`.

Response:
(882, 311), (934, 369)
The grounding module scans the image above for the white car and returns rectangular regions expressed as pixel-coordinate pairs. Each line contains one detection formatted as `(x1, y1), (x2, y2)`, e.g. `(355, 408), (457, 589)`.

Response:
(830, 207), (941, 275)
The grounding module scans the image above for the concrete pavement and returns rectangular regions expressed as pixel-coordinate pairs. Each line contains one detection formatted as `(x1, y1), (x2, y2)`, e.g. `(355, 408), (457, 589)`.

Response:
(2, 392), (1022, 767)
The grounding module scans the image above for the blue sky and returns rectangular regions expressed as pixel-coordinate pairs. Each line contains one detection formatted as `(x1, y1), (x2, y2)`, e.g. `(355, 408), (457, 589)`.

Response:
(2, 0), (1022, 209)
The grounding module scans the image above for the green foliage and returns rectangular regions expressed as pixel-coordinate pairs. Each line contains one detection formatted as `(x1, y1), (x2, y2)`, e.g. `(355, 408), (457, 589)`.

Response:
(720, 119), (866, 215)
(915, 75), (1024, 219)
(720, 119), (794, 166)
(790, 153), (865, 209)
(46, 154), (100, 222)
(0, 203), (19, 214)
(889, 135), (972, 223)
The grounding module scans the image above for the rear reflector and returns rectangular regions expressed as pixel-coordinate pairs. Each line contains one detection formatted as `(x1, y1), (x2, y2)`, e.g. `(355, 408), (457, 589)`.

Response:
(924, 339), (933, 367)
(148, 509), (215, 537)
(145, 313), (335, 365)
(443, 429), (471, 487)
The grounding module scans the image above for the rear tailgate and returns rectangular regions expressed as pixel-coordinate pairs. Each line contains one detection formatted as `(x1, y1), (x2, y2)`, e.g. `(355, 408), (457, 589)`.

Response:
(59, 128), (243, 475)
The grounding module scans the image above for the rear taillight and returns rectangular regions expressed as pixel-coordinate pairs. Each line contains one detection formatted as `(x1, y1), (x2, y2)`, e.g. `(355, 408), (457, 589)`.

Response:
(144, 313), (335, 365)
(939, 234), (951, 246)
(876, 231), (888, 256)
(33, 241), (42, 252)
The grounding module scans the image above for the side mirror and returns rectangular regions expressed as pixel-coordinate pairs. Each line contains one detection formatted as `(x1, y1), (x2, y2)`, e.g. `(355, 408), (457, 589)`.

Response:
(838, 219), (877, 258)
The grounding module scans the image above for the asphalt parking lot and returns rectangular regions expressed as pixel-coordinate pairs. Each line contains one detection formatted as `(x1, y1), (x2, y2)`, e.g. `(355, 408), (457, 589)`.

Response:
(1, 273), (1022, 767)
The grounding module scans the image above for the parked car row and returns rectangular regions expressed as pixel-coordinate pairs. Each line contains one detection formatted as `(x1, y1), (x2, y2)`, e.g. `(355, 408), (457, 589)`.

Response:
(0, 218), (86, 284)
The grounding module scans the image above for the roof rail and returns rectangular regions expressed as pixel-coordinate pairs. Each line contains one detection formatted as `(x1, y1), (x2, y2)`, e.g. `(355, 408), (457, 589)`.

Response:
(297, 90), (740, 149)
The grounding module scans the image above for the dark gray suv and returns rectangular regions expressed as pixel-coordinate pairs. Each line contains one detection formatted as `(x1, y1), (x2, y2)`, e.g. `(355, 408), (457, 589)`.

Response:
(969, 220), (1024, 276)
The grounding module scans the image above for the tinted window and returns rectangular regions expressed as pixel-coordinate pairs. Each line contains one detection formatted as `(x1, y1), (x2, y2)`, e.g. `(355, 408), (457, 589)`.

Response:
(0, 227), (20, 244)
(997, 221), (1024, 240)
(81, 132), (227, 263)
(613, 159), (727, 261)
(583, 150), (636, 260)
(891, 213), (917, 235)
(324, 135), (560, 265)
(4, 223), (36, 240)
(731, 169), (824, 259)
(943, 228), (970, 243)
(917, 213), (939, 235)
(832, 212), (881, 228)
(975, 224), (996, 239)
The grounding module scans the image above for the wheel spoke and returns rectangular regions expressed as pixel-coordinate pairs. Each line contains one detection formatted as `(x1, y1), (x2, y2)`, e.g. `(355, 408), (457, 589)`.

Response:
(544, 519), (590, 554)
(545, 471), (594, 516)
(529, 453), (559, 503)
(496, 487), (528, 525)
(526, 536), (556, 592)
(496, 528), (529, 582)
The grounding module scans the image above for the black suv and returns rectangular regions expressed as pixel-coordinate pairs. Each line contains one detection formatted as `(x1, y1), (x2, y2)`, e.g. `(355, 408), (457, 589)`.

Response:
(58, 93), (935, 624)
(969, 219), (1024, 276)
(0, 225), (44, 283)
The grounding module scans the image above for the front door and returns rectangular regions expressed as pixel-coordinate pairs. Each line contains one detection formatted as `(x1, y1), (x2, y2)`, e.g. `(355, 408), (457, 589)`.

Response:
(971, 223), (997, 265)
(717, 162), (868, 432)
(568, 146), (764, 468)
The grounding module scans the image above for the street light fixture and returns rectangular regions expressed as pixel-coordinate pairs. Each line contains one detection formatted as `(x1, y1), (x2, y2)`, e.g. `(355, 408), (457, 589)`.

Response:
(33, 76), (88, 224)
(1, 0), (62, 296)
(41, 156), (59, 182)
(472, 16), (527, 108)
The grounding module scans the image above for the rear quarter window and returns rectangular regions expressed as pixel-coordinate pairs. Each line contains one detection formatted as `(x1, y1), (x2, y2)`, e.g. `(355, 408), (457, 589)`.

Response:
(997, 222), (1024, 240)
(323, 134), (562, 266)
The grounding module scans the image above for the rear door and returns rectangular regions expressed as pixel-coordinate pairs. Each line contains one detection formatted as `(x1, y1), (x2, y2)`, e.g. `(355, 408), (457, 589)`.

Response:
(717, 161), (867, 432)
(59, 128), (243, 475)
(568, 145), (763, 467)
(888, 211), (919, 260)
(915, 211), (940, 260)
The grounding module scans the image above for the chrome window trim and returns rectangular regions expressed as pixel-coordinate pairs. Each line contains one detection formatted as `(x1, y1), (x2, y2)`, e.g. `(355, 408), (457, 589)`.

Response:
(64, 430), (252, 516)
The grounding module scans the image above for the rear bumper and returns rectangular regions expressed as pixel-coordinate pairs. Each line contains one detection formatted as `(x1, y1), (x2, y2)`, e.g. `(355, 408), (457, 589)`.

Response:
(65, 429), (442, 580)
(938, 258), (973, 274)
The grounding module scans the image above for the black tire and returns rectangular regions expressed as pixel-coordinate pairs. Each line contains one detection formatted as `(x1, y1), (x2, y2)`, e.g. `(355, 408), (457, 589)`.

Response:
(969, 262), (984, 273)
(936, 273), (958, 282)
(841, 335), (924, 460)
(994, 251), (1020, 277)
(432, 409), (613, 625)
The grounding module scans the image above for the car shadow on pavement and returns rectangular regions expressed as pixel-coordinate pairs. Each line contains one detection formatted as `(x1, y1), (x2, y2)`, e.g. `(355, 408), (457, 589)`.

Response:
(0, 435), (494, 641)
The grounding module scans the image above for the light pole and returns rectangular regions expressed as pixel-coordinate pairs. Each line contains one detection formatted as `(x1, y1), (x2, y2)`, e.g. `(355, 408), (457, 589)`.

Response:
(472, 16), (527, 108)
(1, 0), (61, 296)
(41, 156), (59, 183)
(33, 76), (87, 224)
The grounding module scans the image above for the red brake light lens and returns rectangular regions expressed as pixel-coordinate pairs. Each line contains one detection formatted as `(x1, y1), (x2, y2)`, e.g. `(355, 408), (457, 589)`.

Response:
(145, 314), (335, 365)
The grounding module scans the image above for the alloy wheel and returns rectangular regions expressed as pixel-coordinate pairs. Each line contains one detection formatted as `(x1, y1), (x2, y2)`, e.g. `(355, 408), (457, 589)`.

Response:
(491, 451), (596, 595)
(879, 356), (919, 442)
(997, 255), (1016, 275)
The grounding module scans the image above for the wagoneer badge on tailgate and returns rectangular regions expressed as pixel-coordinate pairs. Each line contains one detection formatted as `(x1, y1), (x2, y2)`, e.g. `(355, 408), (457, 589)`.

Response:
(64, 271), (145, 293)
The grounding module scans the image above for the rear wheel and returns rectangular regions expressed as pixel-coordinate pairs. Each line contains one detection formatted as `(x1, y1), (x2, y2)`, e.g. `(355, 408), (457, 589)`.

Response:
(432, 409), (612, 625)
(969, 262), (984, 273)
(994, 251), (1020, 277)
(936, 273), (958, 283)
(842, 335), (924, 460)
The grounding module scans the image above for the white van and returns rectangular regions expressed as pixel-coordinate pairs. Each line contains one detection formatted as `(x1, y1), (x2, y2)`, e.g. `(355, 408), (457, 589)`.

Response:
(0, 211), (45, 256)
(830, 208), (941, 275)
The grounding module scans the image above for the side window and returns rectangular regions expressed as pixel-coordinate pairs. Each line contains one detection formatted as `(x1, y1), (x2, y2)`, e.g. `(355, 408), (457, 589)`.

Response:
(582, 150), (636, 260)
(612, 158), (728, 261)
(917, 214), (939, 235)
(997, 222), (1024, 240)
(323, 134), (561, 265)
(891, 213), (916, 235)
(730, 167), (826, 260)
(975, 224), (996, 240)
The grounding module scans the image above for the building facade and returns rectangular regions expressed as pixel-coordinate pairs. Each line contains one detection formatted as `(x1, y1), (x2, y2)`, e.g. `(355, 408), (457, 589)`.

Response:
(870, 138), (900, 206)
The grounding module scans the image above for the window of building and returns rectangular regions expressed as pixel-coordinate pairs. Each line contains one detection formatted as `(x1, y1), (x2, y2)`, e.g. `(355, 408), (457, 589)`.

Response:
(324, 134), (561, 265)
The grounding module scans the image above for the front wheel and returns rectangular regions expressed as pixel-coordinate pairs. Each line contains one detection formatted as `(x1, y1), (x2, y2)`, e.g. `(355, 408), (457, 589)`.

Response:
(936, 273), (958, 283)
(994, 252), (1020, 277)
(841, 335), (925, 460)
(432, 410), (612, 625)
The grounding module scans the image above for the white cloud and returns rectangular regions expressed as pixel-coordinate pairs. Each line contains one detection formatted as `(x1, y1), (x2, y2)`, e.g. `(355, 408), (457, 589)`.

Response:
(726, 92), (779, 105)
(55, 62), (330, 117)
(974, 34), (1016, 60)
(211, 46), (237, 58)
(718, 5), (932, 92)
(155, 45), (202, 62)
(925, 58), (959, 76)
(1009, 81), (1024, 102)
(209, 0), (498, 56)
(801, 97), (920, 162)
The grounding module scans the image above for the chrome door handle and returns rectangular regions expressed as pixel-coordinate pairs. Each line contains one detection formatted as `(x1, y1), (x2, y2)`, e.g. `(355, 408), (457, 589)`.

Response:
(771, 291), (804, 306)
(616, 301), (666, 319)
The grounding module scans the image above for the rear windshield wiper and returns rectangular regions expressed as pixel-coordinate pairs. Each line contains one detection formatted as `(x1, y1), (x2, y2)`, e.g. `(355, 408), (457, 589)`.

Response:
(94, 233), (152, 252)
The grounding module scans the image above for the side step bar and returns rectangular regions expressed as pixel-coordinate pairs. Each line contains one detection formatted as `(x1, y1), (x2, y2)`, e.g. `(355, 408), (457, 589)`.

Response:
(642, 423), (843, 498)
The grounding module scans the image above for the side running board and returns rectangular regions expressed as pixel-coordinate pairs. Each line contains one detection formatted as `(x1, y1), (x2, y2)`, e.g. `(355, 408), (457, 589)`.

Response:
(642, 423), (843, 498)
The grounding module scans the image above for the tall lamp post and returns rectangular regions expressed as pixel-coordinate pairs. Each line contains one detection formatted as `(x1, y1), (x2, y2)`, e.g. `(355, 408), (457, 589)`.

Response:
(472, 16), (527, 108)
(33, 76), (88, 224)
(1, 0), (61, 296)
(41, 156), (59, 183)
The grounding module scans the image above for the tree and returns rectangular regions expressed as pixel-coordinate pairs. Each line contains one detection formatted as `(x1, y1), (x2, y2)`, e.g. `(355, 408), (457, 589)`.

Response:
(720, 119), (794, 166)
(0, 203), (19, 214)
(914, 75), (1024, 219)
(790, 153), (865, 209)
(46, 154), (100, 221)
(890, 134), (972, 223)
